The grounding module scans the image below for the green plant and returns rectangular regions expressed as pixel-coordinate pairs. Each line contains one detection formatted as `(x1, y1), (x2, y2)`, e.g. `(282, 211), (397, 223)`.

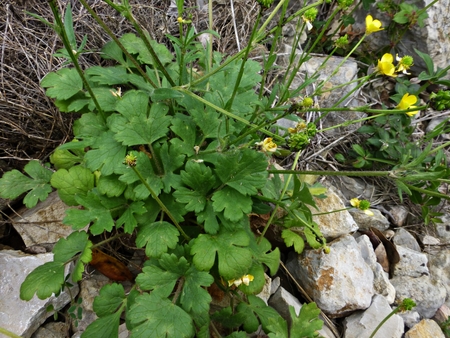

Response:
(1, 0), (449, 337)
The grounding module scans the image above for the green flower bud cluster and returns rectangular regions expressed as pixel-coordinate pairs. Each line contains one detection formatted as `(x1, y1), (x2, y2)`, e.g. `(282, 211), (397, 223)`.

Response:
(303, 8), (318, 22)
(337, 0), (354, 9)
(257, 0), (274, 8)
(287, 120), (317, 151)
(430, 90), (450, 111)
(335, 35), (349, 49)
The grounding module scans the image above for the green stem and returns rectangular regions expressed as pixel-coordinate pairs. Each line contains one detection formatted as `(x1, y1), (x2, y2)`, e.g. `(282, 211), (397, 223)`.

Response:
(402, 182), (450, 201)
(78, 0), (158, 88)
(131, 167), (190, 240)
(176, 88), (284, 142)
(268, 169), (392, 177)
(103, 0), (174, 86)
(306, 7), (341, 55)
(258, 150), (303, 242)
(368, 308), (400, 338)
(48, 0), (105, 120)
(313, 33), (368, 98)
(226, 10), (263, 111)
(0, 327), (21, 338)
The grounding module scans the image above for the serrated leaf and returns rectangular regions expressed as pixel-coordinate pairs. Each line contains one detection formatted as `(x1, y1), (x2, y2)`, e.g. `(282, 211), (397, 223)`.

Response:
(152, 88), (183, 100)
(82, 283), (126, 338)
(0, 160), (52, 208)
(93, 283), (126, 317)
(156, 142), (185, 193)
(20, 261), (65, 301)
(237, 295), (284, 334)
(97, 174), (127, 197)
(73, 112), (108, 141)
(249, 236), (280, 276)
(53, 231), (91, 262)
(41, 68), (83, 100)
(282, 229), (305, 254)
(81, 313), (121, 338)
(191, 229), (252, 280)
(63, 191), (124, 234)
(266, 316), (288, 338)
(304, 222), (325, 250)
(289, 303), (323, 338)
(84, 131), (127, 175)
(136, 262), (180, 297)
(50, 144), (85, 170)
(136, 221), (180, 258)
(196, 200), (220, 234)
(212, 186), (252, 222)
(116, 201), (146, 233)
(50, 166), (95, 206)
(120, 33), (173, 66)
(170, 114), (197, 156)
(129, 293), (195, 338)
(215, 149), (268, 195)
(174, 161), (217, 213)
(86, 66), (128, 85)
(237, 262), (265, 295)
(72, 240), (93, 282)
(108, 91), (171, 146)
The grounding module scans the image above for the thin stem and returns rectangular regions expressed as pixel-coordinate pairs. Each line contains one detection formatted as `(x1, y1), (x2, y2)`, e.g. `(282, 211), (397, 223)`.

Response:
(78, 0), (157, 88)
(258, 150), (303, 242)
(0, 327), (22, 338)
(268, 169), (392, 177)
(131, 167), (190, 240)
(171, 276), (185, 304)
(368, 308), (399, 338)
(48, 0), (105, 120)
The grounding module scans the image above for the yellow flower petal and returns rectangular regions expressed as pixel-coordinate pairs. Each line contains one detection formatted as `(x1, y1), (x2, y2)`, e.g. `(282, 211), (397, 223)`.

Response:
(365, 15), (384, 34)
(350, 198), (360, 208)
(377, 54), (396, 77)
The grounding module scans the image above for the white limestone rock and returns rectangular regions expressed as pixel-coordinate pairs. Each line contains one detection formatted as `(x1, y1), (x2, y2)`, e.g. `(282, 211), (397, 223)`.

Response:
(0, 250), (78, 338)
(286, 234), (374, 317)
(344, 294), (404, 338)
(393, 245), (429, 278)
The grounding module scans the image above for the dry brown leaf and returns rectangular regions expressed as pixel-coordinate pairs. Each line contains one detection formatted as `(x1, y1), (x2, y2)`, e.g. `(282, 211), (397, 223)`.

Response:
(90, 248), (134, 281)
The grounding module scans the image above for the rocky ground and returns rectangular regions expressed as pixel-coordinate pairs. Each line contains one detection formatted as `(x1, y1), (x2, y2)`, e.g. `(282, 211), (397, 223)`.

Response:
(1, 0), (450, 337)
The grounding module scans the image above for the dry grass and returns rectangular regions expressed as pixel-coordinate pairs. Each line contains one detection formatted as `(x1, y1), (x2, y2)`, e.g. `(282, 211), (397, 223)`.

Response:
(0, 0), (258, 174)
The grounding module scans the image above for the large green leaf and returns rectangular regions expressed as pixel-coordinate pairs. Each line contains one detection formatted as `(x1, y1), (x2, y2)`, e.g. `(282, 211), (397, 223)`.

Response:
(0, 160), (52, 208)
(129, 293), (195, 338)
(191, 229), (252, 280)
(41, 68), (83, 100)
(108, 91), (171, 146)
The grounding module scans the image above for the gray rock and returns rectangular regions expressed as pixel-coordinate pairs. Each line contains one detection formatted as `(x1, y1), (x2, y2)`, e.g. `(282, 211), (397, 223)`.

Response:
(405, 319), (446, 338)
(256, 274), (272, 305)
(304, 185), (358, 240)
(393, 245), (429, 278)
(0, 250), (78, 338)
(349, 208), (390, 231)
(344, 294), (404, 338)
(391, 275), (446, 318)
(427, 249), (450, 308)
(31, 322), (69, 338)
(328, 176), (376, 202)
(436, 217), (450, 242)
(357, 235), (395, 303)
(389, 205), (410, 227)
(393, 228), (421, 252)
(399, 311), (422, 329)
(287, 235), (374, 317)
(11, 191), (84, 247)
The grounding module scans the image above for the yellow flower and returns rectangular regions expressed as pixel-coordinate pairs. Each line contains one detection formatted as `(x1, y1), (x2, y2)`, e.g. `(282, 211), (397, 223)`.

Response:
(350, 198), (373, 216)
(397, 93), (420, 116)
(377, 53), (396, 77)
(228, 274), (254, 287)
(365, 15), (383, 34)
(256, 138), (277, 153)
(350, 198), (361, 208)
